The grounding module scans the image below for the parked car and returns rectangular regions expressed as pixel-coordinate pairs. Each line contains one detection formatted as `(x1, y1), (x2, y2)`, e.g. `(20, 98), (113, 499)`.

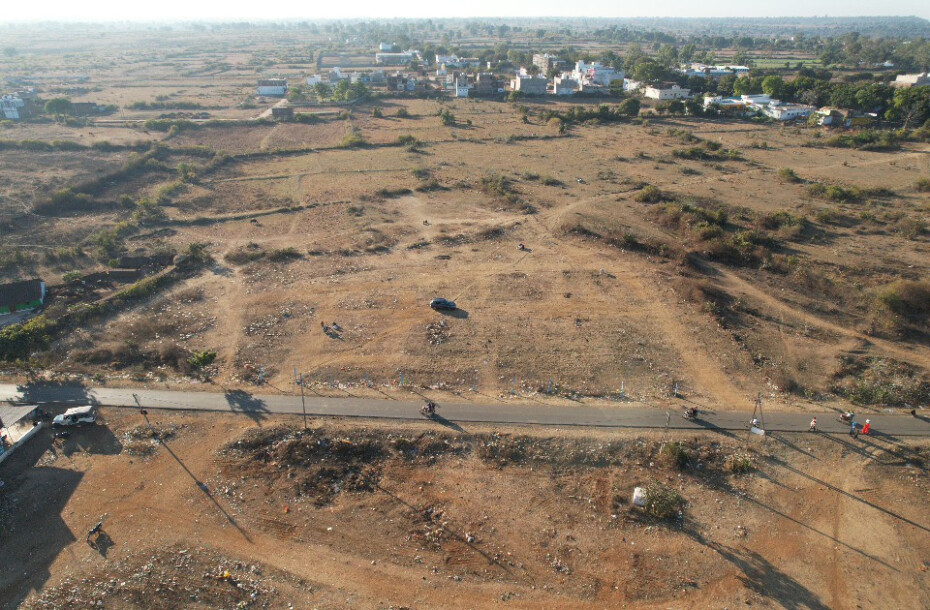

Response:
(53, 405), (97, 427)
(429, 298), (457, 311)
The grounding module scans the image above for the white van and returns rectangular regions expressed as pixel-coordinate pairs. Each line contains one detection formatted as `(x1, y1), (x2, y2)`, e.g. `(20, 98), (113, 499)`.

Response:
(53, 405), (97, 427)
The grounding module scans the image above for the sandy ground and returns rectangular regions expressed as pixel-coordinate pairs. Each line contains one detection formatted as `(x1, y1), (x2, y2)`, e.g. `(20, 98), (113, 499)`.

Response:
(1, 408), (928, 609)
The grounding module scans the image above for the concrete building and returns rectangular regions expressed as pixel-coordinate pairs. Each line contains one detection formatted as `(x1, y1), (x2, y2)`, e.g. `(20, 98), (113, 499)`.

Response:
(0, 279), (46, 314)
(257, 79), (288, 96)
(553, 76), (579, 95)
(376, 51), (419, 66)
(643, 84), (691, 100)
(763, 103), (814, 121)
(893, 72), (930, 88)
(0, 95), (26, 120)
(379, 42), (395, 52)
(572, 61), (623, 87)
(532, 53), (565, 74)
(512, 75), (548, 95)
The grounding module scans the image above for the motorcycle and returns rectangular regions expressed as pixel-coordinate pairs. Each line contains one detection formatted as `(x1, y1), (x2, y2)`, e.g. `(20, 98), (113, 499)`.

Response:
(682, 407), (698, 420)
(420, 402), (437, 418)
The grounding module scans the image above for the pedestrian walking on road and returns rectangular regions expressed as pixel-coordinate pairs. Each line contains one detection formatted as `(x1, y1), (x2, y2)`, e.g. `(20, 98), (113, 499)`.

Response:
(862, 420), (871, 435)
(809, 418), (817, 432)
(850, 421), (859, 439)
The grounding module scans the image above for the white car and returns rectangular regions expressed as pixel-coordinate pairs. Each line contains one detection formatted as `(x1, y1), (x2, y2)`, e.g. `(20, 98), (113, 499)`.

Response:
(53, 405), (97, 427)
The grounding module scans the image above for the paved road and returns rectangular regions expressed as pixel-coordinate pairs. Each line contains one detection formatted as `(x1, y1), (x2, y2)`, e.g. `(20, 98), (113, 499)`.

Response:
(1, 384), (928, 436)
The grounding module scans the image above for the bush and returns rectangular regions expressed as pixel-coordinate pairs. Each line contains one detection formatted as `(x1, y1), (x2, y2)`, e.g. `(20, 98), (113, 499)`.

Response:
(725, 452), (755, 474)
(340, 128), (366, 148)
(188, 349), (217, 370)
(877, 280), (930, 321)
(641, 481), (684, 520)
(915, 178), (930, 193)
(396, 134), (419, 147)
(0, 315), (53, 361)
(777, 168), (802, 183)
(267, 247), (302, 262)
(634, 185), (668, 203)
(438, 108), (456, 126)
(395, 107), (410, 118)
(659, 442), (691, 469)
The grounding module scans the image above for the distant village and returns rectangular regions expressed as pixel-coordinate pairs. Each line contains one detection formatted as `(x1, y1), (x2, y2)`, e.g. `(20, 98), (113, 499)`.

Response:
(3, 42), (929, 127)
(246, 43), (930, 126)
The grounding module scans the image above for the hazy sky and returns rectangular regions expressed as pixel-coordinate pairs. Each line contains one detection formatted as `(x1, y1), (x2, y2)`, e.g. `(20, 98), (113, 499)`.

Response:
(1, 0), (928, 22)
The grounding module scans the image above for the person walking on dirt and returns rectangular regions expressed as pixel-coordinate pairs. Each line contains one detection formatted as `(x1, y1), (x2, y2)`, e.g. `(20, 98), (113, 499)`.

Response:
(861, 420), (871, 435)
(849, 421), (859, 439)
(809, 418), (817, 432)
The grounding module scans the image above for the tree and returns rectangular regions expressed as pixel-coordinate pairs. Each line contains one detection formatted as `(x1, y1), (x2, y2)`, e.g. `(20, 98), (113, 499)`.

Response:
(761, 75), (786, 99)
(618, 98), (640, 117)
(44, 98), (73, 116)
(632, 60), (667, 84)
(887, 86), (930, 129)
(333, 79), (351, 101)
(349, 81), (369, 101)
(312, 82), (331, 100)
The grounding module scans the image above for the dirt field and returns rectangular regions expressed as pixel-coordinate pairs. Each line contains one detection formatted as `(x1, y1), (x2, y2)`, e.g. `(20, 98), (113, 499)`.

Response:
(1, 409), (928, 609)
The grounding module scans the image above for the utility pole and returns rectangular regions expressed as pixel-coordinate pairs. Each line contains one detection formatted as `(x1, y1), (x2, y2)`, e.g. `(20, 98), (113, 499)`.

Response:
(298, 373), (307, 430)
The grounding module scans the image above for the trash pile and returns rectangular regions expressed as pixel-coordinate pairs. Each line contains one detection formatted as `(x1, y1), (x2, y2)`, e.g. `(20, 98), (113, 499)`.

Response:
(122, 423), (185, 457)
(426, 319), (449, 345)
(22, 547), (284, 609)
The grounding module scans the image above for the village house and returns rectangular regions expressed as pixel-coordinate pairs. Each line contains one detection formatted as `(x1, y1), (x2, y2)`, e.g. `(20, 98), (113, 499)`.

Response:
(434, 55), (481, 68)
(256, 79), (287, 96)
(0, 95), (27, 120)
(643, 84), (691, 100)
(763, 102), (814, 121)
(681, 63), (751, 79)
(378, 42), (395, 52)
(815, 107), (872, 128)
(572, 61), (623, 87)
(0, 279), (46, 315)
(511, 75), (548, 95)
(532, 53), (566, 74)
(376, 50), (419, 66)
(553, 76), (579, 95)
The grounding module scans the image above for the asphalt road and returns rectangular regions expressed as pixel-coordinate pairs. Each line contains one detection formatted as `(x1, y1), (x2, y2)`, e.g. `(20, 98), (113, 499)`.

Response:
(2, 383), (929, 436)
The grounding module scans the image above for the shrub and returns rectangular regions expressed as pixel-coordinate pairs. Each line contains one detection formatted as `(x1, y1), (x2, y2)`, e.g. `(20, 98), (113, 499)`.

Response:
(725, 452), (755, 474)
(659, 442), (691, 469)
(777, 168), (802, 183)
(0, 315), (54, 361)
(438, 108), (456, 126)
(340, 128), (366, 148)
(877, 280), (930, 321)
(641, 481), (684, 520)
(267, 247), (302, 262)
(395, 107), (410, 118)
(371, 106), (383, 118)
(634, 185), (667, 203)
(396, 134), (419, 147)
(188, 349), (217, 370)
(916, 178), (930, 193)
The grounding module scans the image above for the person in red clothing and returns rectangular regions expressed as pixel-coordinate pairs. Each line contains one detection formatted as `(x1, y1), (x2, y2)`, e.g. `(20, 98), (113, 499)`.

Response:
(861, 419), (871, 435)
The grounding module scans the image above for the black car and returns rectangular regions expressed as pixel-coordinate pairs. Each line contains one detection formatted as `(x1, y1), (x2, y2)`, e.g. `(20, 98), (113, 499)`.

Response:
(429, 298), (457, 310)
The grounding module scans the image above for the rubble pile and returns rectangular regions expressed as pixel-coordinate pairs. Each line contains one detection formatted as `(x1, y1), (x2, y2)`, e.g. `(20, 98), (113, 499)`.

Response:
(22, 547), (284, 609)
(121, 423), (186, 457)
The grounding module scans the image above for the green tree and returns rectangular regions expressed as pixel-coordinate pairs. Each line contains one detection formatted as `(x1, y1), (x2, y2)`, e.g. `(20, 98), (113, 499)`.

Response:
(761, 75), (786, 99)
(313, 82), (331, 100)
(618, 98), (640, 117)
(333, 79), (351, 101)
(44, 98), (73, 116)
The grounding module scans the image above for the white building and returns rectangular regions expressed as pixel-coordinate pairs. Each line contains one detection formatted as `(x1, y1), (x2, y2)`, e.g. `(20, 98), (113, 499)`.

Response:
(553, 76), (579, 95)
(257, 79), (287, 96)
(379, 42), (394, 52)
(763, 103), (814, 121)
(0, 95), (26, 119)
(893, 72), (930, 88)
(511, 75), (548, 95)
(643, 84), (691, 100)
(455, 85), (469, 98)
(376, 50), (420, 66)
(435, 55), (481, 68)
(622, 78), (642, 92)
(306, 75), (322, 86)
(572, 61), (623, 87)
